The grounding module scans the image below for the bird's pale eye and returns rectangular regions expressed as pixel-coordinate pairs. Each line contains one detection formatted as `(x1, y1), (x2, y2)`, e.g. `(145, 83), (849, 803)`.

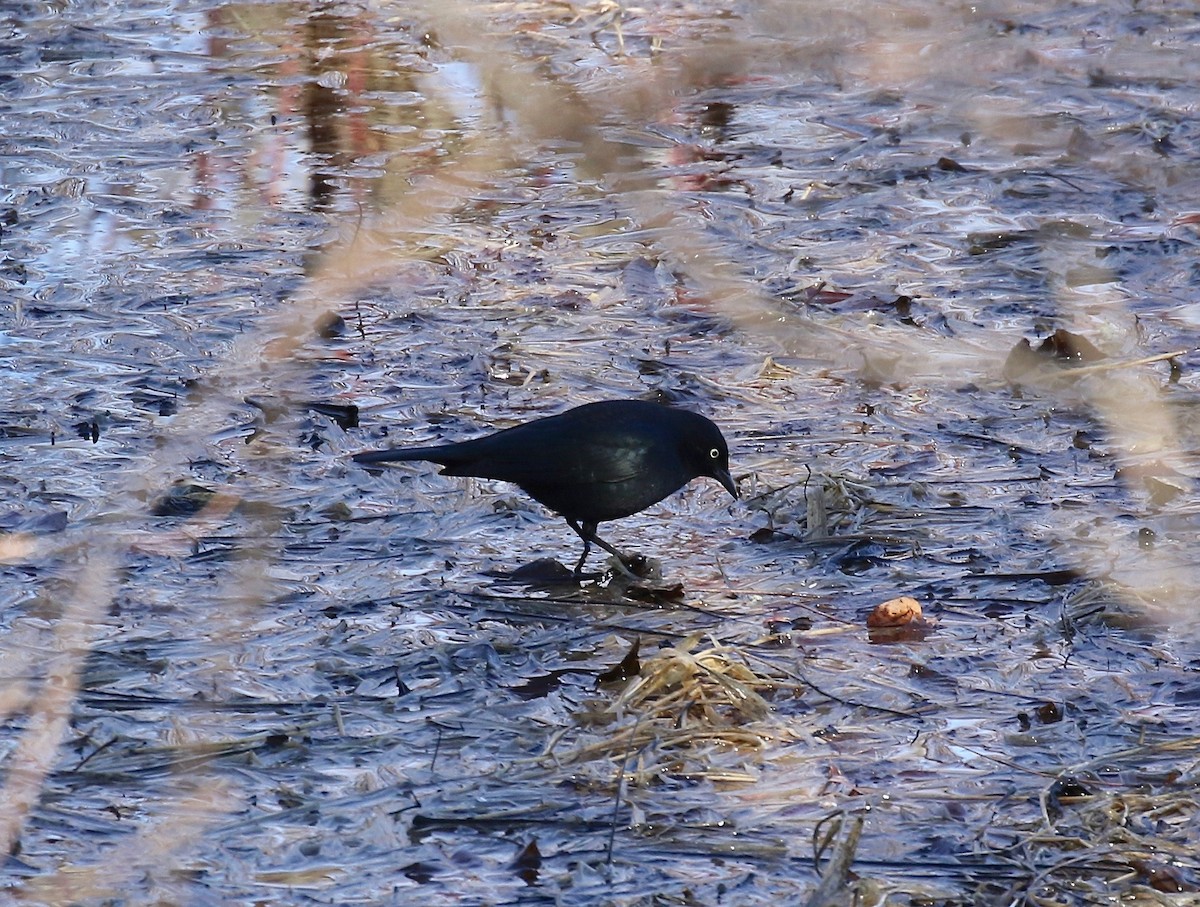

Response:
(709, 448), (721, 460)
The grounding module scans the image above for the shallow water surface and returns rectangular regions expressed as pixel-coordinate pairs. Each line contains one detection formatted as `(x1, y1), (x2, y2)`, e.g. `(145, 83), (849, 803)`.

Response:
(3, 0), (1200, 903)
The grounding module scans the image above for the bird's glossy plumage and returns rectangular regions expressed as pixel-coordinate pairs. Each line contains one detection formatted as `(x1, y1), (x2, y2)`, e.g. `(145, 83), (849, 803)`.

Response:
(353, 399), (737, 575)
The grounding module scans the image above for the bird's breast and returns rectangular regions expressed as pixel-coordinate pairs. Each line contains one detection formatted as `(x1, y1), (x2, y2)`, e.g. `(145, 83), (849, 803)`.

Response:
(520, 467), (688, 523)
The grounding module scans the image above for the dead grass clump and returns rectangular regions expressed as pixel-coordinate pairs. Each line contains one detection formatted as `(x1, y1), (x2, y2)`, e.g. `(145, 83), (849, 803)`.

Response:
(992, 768), (1200, 902)
(551, 634), (788, 783)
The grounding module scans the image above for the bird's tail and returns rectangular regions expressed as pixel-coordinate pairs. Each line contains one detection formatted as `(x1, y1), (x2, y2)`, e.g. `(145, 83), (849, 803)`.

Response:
(352, 446), (451, 466)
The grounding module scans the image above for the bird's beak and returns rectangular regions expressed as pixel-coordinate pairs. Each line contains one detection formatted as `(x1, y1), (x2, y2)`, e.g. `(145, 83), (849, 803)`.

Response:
(714, 467), (739, 500)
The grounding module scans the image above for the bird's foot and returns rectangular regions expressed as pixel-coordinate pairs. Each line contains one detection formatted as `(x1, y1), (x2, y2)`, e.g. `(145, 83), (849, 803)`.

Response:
(622, 554), (649, 575)
(569, 556), (648, 584)
(608, 553), (658, 582)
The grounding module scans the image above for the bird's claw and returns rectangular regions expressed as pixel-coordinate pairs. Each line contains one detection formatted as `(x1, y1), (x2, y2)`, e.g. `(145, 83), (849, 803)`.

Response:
(621, 554), (649, 575)
(605, 553), (656, 582)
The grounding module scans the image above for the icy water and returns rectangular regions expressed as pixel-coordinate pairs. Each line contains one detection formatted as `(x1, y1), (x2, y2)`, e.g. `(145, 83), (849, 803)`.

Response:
(3, 0), (1200, 904)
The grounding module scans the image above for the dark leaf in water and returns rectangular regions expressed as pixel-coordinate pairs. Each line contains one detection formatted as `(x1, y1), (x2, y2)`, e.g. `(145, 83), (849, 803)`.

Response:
(749, 527), (793, 544)
(549, 290), (588, 310)
(491, 557), (576, 586)
(313, 310), (345, 338)
(1037, 568), (1085, 586)
(786, 282), (853, 307)
(511, 669), (574, 700)
(305, 401), (359, 430)
(908, 663), (954, 687)
(75, 418), (100, 443)
(598, 638), (640, 685)
(766, 616), (812, 639)
(276, 790), (306, 810)
(936, 156), (968, 172)
(625, 581), (685, 605)
(1004, 329), (1106, 381)
(967, 230), (1035, 255)
(1044, 775), (1092, 825)
(806, 285), (854, 305)
(835, 551), (883, 573)
(322, 598), (384, 618)
(263, 733), (289, 750)
(1131, 860), (1197, 893)
(321, 501), (353, 521)
(1115, 460), (1186, 482)
(511, 838), (541, 886)
(1049, 776), (1091, 800)
(1143, 476), (1187, 506)
(151, 481), (216, 517)
(402, 861), (439, 884)
(1038, 329), (1106, 363)
(1034, 702), (1062, 724)
(636, 357), (670, 375)
(984, 568), (1084, 586)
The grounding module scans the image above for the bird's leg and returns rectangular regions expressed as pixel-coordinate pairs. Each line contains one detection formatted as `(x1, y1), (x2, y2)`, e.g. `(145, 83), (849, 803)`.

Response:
(572, 535), (592, 575)
(566, 519), (641, 579)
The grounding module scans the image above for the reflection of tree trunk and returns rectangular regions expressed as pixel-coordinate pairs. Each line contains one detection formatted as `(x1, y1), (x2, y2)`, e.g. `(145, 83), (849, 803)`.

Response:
(303, 14), (346, 210)
(305, 84), (340, 209)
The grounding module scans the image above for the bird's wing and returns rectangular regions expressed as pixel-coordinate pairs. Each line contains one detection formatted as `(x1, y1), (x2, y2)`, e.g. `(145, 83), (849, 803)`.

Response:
(441, 427), (653, 486)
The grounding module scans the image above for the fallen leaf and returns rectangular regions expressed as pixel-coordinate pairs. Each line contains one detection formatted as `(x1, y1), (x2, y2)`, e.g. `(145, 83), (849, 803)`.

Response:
(866, 595), (923, 628)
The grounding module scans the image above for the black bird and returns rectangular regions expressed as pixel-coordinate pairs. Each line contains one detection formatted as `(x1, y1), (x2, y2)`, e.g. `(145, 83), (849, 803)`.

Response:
(353, 399), (738, 575)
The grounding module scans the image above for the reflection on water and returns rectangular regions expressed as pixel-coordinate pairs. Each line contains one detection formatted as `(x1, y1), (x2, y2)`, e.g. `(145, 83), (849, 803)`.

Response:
(3, 0), (1200, 903)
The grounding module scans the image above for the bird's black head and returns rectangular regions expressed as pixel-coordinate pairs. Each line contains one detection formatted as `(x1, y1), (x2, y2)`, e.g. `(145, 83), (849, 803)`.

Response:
(679, 411), (738, 501)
